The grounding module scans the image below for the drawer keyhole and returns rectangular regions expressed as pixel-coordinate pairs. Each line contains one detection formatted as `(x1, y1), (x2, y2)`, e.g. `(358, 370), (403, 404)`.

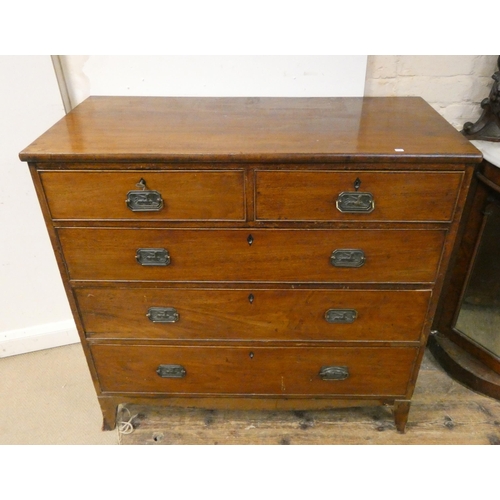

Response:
(249, 352), (254, 359)
(248, 293), (254, 304)
(247, 234), (254, 246)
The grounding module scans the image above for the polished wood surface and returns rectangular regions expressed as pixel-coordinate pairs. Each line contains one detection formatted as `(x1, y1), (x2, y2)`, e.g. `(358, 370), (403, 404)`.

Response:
(40, 170), (246, 221)
(118, 351), (500, 444)
(20, 96), (482, 432)
(91, 344), (417, 396)
(428, 332), (500, 400)
(19, 97), (481, 164)
(59, 227), (445, 283)
(256, 170), (463, 222)
(76, 287), (431, 342)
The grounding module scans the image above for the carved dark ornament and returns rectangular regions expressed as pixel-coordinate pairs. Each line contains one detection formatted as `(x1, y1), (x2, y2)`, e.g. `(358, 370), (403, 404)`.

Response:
(462, 56), (500, 142)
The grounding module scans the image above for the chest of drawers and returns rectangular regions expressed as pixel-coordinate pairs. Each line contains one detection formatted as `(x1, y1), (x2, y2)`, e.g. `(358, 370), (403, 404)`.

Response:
(20, 96), (482, 433)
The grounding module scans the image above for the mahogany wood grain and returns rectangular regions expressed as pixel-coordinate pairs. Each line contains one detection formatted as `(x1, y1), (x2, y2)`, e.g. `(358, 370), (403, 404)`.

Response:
(58, 227), (446, 283)
(256, 170), (463, 222)
(98, 396), (118, 431)
(19, 97), (481, 164)
(19, 96), (483, 432)
(393, 400), (412, 433)
(32, 161), (473, 172)
(40, 170), (246, 221)
(118, 353), (500, 444)
(428, 332), (500, 400)
(76, 287), (431, 341)
(91, 344), (417, 396)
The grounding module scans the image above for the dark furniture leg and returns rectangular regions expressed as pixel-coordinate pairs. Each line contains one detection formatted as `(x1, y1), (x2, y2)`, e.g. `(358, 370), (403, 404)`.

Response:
(99, 397), (118, 431)
(394, 400), (411, 433)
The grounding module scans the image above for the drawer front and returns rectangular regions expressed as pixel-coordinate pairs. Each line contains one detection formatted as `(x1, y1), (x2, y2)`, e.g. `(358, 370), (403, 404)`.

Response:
(77, 288), (431, 341)
(256, 170), (463, 222)
(91, 344), (417, 396)
(40, 170), (245, 220)
(59, 228), (445, 283)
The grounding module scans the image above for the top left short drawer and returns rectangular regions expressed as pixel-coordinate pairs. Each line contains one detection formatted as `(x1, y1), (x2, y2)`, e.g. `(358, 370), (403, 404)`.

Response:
(39, 170), (246, 221)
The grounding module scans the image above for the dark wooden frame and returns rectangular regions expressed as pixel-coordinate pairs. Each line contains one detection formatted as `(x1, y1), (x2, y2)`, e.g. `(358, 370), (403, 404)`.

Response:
(430, 161), (500, 399)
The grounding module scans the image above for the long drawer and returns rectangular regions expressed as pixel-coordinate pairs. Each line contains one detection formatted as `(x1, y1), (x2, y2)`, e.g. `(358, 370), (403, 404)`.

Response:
(58, 228), (445, 283)
(91, 344), (417, 396)
(40, 170), (246, 221)
(256, 170), (463, 222)
(77, 287), (431, 341)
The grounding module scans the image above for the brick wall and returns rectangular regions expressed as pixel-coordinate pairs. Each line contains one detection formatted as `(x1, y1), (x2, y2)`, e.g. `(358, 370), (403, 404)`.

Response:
(364, 55), (498, 130)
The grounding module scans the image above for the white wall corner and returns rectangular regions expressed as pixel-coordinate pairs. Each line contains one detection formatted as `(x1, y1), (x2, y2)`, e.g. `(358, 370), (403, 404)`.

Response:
(0, 320), (79, 358)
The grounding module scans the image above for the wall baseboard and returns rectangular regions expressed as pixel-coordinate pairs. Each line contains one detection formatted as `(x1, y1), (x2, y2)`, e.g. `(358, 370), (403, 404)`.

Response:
(0, 320), (79, 358)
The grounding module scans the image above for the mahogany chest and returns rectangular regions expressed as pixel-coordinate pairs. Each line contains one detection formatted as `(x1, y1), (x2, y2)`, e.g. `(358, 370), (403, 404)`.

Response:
(20, 96), (482, 432)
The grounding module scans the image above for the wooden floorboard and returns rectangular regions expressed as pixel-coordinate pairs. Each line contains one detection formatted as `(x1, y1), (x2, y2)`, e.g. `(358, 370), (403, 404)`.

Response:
(118, 349), (500, 445)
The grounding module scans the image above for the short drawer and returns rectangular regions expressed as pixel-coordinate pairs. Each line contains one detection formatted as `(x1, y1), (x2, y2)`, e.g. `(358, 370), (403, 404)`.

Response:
(59, 228), (445, 283)
(40, 170), (245, 220)
(77, 287), (431, 342)
(91, 344), (417, 396)
(255, 170), (463, 222)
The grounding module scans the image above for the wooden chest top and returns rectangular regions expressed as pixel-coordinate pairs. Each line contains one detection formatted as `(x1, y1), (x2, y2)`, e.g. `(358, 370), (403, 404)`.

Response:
(19, 96), (481, 165)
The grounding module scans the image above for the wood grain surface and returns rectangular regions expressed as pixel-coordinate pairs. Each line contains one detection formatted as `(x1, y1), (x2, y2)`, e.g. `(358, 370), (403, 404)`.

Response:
(91, 344), (417, 395)
(76, 287), (431, 342)
(117, 351), (500, 444)
(58, 227), (445, 283)
(20, 96), (484, 433)
(40, 170), (246, 220)
(19, 97), (481, 164)
(256, 170), (463, 222)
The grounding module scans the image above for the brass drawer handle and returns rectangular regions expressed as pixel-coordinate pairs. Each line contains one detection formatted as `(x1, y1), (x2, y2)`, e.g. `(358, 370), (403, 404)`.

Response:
(126, 178), (164, 212)
(325, 309), (358, 323)
(126, 190), (163, 211)
(319, 366), (350, 381)
(156, 364), (186, 378)
(330, 249), (366, 268)
(147, 307), (179, 323)
(136, 248), (170, 266)
(336, 191), (374, 213)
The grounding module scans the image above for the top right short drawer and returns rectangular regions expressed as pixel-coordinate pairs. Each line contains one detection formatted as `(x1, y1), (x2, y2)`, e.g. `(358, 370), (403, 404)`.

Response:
(255, 170), (463, 222)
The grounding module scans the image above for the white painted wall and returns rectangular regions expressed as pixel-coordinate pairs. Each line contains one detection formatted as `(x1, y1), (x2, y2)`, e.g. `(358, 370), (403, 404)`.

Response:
(0, 56), (76, 357)
(60, 55), (368, 108)
(365, 55), (498, 129)
(2, 55), (368, 357)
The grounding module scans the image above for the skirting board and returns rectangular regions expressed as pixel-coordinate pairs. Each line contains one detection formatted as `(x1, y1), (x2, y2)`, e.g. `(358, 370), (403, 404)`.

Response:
(0, 320), (79, 358)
